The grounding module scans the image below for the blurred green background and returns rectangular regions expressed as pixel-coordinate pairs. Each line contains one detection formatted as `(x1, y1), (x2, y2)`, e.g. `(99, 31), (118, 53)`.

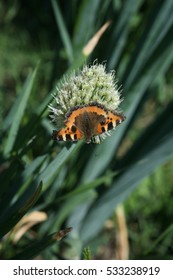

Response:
(0, 0), (173, 260)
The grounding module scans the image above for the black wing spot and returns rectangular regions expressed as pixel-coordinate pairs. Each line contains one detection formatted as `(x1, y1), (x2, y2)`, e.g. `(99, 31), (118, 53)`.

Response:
(71, 125), (77, 133)
(66, 134), (72, 141)
(101, 126), (106, 133)
(108, 122), (113, 130)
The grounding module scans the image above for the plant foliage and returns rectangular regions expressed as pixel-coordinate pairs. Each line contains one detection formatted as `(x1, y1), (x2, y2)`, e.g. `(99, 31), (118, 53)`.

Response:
(0, 0), (173, 259)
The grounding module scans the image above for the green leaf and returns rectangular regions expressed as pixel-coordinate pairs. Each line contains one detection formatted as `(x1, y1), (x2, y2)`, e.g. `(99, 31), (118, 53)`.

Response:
(10, 231), (57, 260)
(83, 246), (92, 260)
(123, 0), (173, 90)
(4, 65), (38, 157)
(80, 133), (173, 242)
(38, 143), (80, 189)
(73, 0), (101, 51)
(119, 101), (173, 168)
(50, 190), (96, 232)
(145, 224), (173, 255)
(0, 155), (46, 214)
(108, 0), (143, 69)
(0, 182), (42, 239)
(51, 0), (74, 63)
(80, 125), (125, 183)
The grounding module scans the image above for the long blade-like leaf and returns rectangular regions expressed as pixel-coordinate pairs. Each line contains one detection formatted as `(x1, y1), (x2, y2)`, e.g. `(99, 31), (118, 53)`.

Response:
(4, 65), (38, 157)
(80, 133), (173, 242)
(51, 0), (74, 63)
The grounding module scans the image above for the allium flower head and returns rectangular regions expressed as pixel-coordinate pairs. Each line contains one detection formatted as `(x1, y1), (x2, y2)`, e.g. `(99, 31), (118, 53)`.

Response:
(49, 63), (125, 144)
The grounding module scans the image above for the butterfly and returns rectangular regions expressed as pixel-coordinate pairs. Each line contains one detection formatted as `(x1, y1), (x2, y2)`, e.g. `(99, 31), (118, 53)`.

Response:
(52, 102), (126, 144)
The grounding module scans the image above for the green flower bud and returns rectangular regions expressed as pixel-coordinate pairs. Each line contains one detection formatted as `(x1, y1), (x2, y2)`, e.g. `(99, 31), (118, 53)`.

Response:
(49, 63), (125, 144)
